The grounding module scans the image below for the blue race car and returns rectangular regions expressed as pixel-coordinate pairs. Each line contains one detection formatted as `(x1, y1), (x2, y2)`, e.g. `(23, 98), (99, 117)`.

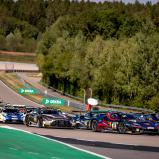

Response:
(71, 110), (111, 130)
(132, 113), (159, 134)
(0, 107), (24, 123)
(117, 113), (159, 134)
(135, 113), (159, 123)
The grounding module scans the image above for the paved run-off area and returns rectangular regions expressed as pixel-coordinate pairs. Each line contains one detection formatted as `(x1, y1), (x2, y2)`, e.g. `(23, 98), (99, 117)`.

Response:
(0, 127), (107, 159)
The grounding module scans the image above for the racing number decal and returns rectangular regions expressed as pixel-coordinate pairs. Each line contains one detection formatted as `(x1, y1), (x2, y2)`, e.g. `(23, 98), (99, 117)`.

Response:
(112, 122), (117, 129)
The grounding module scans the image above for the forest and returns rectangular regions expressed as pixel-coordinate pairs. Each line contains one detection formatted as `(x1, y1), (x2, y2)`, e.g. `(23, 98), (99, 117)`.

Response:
(1, 0), (159, 111)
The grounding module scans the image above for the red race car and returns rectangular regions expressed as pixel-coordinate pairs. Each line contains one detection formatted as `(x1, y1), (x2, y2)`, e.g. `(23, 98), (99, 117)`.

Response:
(91, 112), (120, 132)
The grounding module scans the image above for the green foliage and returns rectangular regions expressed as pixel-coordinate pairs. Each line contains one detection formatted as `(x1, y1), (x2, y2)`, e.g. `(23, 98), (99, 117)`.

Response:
(0, 34), (6, 50)
(15, 20), (39, 39)
(38, 16), (159, 112)
(1, 0), (159, 111)
(5, 29), (37, 52)
(95, 10), (120, 39)
(148, 95), (159, 112)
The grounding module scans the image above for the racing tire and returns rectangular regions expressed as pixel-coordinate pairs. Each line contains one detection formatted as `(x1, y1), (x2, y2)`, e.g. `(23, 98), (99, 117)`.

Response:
(86, 122), (90, 129)
(118, 123), (127, 134)
(131, 129), (141, 135)
(75, 123), (80, 129)
(65, 121), (72, 128)
(37, 118), (43, 128)
(91, 120), (100, 132)
(3, 120), (7, 124)
(24, 115), (30, 127)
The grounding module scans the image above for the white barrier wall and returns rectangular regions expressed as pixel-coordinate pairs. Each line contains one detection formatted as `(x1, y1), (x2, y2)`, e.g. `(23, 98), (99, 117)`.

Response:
(0, 62), (39, 72)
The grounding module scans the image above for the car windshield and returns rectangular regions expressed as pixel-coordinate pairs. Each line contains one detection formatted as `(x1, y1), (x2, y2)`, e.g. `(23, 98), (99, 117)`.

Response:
(41, 109), (59, 115)
(144, 114), (159, 121)
(110, 113), (120, 119)
(3, 109), (19, 113)
(121, 114), (136, 120)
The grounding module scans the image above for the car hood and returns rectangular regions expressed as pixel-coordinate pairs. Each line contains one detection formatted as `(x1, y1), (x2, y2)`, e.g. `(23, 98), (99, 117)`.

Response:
(6, 113), (23, 116)
(137, 121), (155, 127)
(42, 114), (67, 120)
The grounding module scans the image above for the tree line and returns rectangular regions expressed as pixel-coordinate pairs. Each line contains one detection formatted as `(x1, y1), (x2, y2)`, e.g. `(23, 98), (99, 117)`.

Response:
(1, 0), (159, 111)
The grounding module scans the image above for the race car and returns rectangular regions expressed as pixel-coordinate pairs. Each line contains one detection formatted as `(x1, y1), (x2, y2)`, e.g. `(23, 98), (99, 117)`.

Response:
(132, 113), (159, 133)
(71, 112), (93, 129)
(117, 113), (159, 134)
(135, 113), (159, 123)
(71, 110), (112, 130)
(24, 108), (72, 128)
(117, 113), (144, 134)
(91, 111), (121, 132)
(91, 112), (143, 134)
(0, 107), (24, 123)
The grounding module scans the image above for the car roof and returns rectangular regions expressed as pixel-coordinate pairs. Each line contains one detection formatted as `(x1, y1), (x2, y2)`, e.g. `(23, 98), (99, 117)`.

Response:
(90, 110), (114, 114)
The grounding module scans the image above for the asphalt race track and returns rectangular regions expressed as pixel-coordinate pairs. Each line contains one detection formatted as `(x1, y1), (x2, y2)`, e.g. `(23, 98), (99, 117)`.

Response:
(0, 80), (42, 107)
(1, 124), (159, 159)
(0, 77), (159, 159)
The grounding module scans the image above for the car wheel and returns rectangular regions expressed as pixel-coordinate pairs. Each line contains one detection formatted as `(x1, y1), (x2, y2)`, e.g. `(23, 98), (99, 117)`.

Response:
(91, 120), (100, 132)
(24, 116), (30, 127)
(3, 120), (7, 124)
(37, 118), (43, 128)
(66, 121), (72, 128)
(75, 123), (80, 129)
(118, 123), (127, 134)
(132, 128), (142, 135)
(86, 122), (90, 129)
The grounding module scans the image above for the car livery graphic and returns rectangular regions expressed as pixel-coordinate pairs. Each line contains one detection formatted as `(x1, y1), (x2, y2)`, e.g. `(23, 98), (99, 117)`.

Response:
(0, 107), (24, 123)
(24, 108), (72, 128)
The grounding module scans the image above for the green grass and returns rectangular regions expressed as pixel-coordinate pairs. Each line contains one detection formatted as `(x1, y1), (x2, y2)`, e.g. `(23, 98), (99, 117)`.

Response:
(0, 72), (77, 113)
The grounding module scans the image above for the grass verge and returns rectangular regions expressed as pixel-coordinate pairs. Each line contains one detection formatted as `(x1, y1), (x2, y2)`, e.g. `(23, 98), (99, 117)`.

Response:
(0, 72), (76, 113)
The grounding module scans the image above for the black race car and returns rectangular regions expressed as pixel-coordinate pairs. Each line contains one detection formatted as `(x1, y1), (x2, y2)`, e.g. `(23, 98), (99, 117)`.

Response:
(117, 113), (159, 134)
(24, 108), (72, 128)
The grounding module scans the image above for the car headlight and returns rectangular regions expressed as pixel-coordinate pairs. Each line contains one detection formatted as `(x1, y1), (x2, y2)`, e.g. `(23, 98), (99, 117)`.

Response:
(2, 113), (7, 117)
(130, 119), (137, 122)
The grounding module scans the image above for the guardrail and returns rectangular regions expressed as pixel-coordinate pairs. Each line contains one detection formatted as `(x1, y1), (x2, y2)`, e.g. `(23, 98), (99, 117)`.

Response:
(104, 104), (155, 113)
(41, 83), (155, 113)
(15, 77), (85, 110)
(40, 82), (156, 112)
(41, 82), (83, 101)
(12, 73), (156, 113)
